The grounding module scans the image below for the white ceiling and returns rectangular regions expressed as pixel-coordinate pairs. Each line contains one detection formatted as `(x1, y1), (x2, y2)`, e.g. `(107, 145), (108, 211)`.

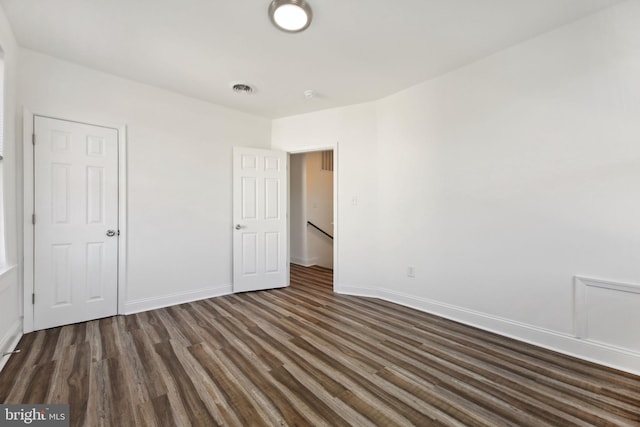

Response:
(0, 0), (622, 118)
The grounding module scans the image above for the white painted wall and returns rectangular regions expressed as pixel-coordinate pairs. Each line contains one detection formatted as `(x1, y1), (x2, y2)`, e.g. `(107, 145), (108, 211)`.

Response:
(374, 0), (640, 372)
(18, 49), (271, 314)
(0, 4), (21, 370)
(273, 103), (379, 289)
(305, 151), (333, 269)
(376, 0), (640, 332)
(289, 153), (308, 266)
(273, 2), (640, 374)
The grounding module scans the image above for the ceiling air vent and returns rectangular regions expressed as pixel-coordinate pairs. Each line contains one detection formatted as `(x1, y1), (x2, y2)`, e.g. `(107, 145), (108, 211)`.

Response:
(232, 83), (254, 94)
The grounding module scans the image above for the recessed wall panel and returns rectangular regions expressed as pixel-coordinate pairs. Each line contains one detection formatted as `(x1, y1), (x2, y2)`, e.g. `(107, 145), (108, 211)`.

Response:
(242, 177), (257, 219)
(87, 166), (105, 224)
(242, 233), (258, 275)
(52, 244), (72, 306)
(87, 243), (104, 300)
(585, 286), (640, 352)
(52, 163), (71, 224)
(575, 277), (640, 354)
(265, 178), (279, 220)
(265, 232), (280, 273)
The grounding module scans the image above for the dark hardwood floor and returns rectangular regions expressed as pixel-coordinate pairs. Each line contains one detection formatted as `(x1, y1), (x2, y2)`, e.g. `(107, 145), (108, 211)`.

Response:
(1, 264), (639, 426)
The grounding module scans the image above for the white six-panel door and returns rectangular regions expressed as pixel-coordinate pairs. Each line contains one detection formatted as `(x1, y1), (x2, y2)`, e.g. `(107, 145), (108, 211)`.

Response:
(34, 116), (119, 330)
(233, 147), (288, 292)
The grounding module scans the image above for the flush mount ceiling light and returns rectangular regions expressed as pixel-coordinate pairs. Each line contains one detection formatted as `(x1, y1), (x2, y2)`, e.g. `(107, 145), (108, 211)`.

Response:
(269, 0), (313, 33)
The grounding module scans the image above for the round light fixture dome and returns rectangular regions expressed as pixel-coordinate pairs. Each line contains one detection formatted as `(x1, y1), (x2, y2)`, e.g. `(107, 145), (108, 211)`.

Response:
(269, 0), (312, 33)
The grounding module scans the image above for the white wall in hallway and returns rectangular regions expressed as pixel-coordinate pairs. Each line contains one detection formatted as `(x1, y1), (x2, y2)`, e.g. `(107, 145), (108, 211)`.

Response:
(289, 153), (308, 266)
(18, 49), (272, 313)
(305, 151), (333, 269)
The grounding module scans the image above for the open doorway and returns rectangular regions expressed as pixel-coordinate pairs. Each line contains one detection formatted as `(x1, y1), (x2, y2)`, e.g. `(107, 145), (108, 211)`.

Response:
(289, 150), (335, 291)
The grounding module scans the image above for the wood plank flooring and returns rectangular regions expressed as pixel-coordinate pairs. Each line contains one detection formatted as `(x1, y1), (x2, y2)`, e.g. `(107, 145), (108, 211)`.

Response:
(1, 264), (639, 426)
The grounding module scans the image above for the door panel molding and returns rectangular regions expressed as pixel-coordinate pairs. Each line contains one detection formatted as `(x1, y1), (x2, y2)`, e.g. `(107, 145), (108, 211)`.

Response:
(23, 109), (128, 333)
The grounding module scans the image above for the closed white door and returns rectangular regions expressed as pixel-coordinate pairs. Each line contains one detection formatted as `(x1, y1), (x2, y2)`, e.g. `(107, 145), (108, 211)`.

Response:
(233, 147), (288, 292)
(34, 116), (119, 330)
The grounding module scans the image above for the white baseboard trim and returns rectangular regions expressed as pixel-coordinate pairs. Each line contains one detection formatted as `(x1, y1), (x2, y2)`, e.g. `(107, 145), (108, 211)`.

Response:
(337, 284), (640, 376)
(291, 257), (318, 267)
(0, 320), (23, 373)
(122, 285), (233, 315)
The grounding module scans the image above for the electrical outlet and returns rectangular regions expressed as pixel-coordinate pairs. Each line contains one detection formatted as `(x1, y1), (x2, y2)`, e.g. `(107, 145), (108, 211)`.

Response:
(407, 267), (415, 278)
(351, 196), (358, 206)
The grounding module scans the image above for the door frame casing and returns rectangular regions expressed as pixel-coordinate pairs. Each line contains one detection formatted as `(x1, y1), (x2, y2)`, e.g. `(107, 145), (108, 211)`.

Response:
(22, 109), (128, 333)
(287, 143), (339, 290)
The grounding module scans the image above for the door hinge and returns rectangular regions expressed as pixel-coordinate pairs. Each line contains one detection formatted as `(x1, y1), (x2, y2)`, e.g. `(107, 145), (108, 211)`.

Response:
(32, 134), (36, 145)
(32, 293), (35, 305)
(32, 214), (36, 225)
